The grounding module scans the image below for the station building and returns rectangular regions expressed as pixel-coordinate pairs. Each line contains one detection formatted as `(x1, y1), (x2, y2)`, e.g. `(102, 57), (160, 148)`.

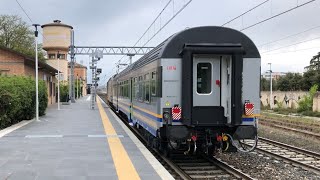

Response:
(0, 46), (58, 105)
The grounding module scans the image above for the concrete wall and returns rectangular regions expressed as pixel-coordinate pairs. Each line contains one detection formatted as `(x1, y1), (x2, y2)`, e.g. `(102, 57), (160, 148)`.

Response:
(313, 92), (320, 112)
(260, 91), (308, 109)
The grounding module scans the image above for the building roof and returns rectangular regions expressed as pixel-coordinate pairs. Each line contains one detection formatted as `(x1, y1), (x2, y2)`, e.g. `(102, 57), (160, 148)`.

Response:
(41, 20), (73, 29)
(0, 46), (58, 75)
(68, 62), (87, 69)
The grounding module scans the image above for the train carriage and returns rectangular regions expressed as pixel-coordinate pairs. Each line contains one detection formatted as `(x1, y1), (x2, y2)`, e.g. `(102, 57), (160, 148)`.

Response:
(107, 26), (260, 154)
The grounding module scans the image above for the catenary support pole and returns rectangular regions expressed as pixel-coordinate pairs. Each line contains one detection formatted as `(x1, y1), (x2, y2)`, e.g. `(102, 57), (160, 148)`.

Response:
(70, 30), (76, 103)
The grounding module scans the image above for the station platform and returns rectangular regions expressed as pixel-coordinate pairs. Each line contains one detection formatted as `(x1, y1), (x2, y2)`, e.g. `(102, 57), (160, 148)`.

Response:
(0, 95), (173, 180)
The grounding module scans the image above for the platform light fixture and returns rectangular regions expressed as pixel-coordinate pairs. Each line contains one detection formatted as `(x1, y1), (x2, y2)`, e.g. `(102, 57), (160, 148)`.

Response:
(32, 24), (40, 121)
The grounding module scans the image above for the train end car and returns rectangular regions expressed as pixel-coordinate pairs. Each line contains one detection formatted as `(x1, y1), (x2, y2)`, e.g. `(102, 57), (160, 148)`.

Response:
(107, 26), (260, 155)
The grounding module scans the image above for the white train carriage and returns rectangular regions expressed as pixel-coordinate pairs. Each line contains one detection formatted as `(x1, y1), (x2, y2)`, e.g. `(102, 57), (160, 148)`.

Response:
(107, 26), (260, 154)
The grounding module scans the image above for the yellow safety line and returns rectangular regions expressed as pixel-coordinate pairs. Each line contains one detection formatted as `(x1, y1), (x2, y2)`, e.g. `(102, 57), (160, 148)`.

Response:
(242, 114), (261, 118)
(96, 97), (140, 180)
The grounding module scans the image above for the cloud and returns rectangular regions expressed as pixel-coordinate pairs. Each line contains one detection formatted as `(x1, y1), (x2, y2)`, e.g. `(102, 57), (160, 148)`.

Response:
(1, 0), (319, 84)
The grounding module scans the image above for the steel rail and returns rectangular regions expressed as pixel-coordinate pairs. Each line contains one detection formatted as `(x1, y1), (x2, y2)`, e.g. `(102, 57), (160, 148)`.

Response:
(259, 121), (320, 139)
(246, 137), (320, 175)
(205, 156), (255, 180)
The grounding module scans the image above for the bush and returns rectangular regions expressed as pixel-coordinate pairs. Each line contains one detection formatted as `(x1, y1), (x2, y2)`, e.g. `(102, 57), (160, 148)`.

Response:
(58, 81), (69, 102)
(0, 76), (48, 129)
(298, 84), (318, 112)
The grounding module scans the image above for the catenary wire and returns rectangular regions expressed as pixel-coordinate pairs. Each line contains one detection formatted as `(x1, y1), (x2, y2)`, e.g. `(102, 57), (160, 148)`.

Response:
(221, 0), (269, 27)
(240, 0), (315, 31)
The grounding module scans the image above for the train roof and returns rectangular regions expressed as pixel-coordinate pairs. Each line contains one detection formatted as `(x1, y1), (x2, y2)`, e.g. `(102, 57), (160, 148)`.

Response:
(116, 26), (260, 77)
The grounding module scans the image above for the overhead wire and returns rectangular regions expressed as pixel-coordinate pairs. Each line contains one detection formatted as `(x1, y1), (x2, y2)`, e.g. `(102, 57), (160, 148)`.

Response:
(15, 0), (60, 51)
(258, 25), (320, 47)
(263, 46), (320, 55)
(240, 0), (316, 31)
(261, 36), (320, 54)
(120, 0), (192, 66)
(221, 0), (269, 27)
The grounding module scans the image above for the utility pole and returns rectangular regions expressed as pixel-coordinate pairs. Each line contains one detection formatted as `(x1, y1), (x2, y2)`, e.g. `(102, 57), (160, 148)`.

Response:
(268, 63), (273, 109)
(57, 51), (60, 110)
(32, 24), (40, 121)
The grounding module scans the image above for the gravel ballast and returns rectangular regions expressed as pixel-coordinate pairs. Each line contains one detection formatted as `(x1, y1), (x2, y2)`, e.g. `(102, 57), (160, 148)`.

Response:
(258, 124), (320, 153)
(215, 151), (320, 180)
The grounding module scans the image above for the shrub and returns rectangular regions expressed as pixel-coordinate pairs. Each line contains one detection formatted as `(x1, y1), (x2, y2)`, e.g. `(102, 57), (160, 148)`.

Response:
(298, 84), (318, 112)
(0, 76), (48, 129)
(59, 81), (69, 102)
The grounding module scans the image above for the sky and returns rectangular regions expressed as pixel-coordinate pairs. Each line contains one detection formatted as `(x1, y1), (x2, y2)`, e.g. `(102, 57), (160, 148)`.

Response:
(1, 0), (320, 85)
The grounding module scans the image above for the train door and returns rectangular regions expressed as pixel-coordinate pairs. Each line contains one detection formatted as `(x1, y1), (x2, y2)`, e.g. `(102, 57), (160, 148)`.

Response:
(116, 81), (119, 111)
(129, 77), (133, 122)
(193, 55), (220, 107)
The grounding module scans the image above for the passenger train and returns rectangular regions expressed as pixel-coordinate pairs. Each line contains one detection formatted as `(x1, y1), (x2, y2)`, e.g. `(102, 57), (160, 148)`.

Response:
(106, 26), (260, 155)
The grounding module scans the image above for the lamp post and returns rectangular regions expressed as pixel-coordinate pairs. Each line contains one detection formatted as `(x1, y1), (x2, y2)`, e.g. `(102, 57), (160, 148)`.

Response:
(268, 63), (273, 109)
(77, 74), (79, 99)
(57, 51), (60, 110)
(32, 24), (40, 121)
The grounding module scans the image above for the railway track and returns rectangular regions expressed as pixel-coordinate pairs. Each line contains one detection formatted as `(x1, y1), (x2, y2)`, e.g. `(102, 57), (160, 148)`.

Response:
(259, 119), (320, 139)
(98, 95), (253, 179)
(260, 117), (320, 133)
(245, 137), (320, 175)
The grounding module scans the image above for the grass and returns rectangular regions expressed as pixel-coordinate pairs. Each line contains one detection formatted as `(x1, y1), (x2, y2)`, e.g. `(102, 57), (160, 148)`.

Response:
(261, 111), (320, 127)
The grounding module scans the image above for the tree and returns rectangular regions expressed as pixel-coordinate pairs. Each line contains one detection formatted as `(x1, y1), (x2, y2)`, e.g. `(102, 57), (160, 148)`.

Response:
(277, 73), (303, 91)
(0, 15), (44, 60)
(305, 52), (320, 71)
(261, 77), (268, 91)
(261, 77), (277, 91)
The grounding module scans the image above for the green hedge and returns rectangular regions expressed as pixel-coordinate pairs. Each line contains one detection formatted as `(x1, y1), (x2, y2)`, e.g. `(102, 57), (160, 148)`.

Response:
(0, 76), (48, 129)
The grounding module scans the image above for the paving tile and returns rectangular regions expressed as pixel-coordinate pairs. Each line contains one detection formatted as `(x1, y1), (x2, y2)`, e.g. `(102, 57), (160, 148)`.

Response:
(0, 96), (163, 179)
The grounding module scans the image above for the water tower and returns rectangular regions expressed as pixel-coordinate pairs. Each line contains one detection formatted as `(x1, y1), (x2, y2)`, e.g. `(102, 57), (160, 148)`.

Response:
(41, 20), (73, 81)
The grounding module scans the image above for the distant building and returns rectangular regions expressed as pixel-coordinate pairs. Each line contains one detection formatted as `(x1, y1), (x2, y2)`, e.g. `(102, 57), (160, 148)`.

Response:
(68, 62), (87, 96)
(0, 46), (58, 105)
(261, 72), (287, 80)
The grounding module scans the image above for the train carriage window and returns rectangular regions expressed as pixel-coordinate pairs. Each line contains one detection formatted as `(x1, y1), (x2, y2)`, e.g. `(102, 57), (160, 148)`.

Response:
(151, 71), (156, 96)
(126, 80), (129, 98)
(144, 73), (150, 102)
(132, 78), (136, 99)
(138, 76), (143, 101)
(135, 77), (139, 100)
(197, 63), (212, 94)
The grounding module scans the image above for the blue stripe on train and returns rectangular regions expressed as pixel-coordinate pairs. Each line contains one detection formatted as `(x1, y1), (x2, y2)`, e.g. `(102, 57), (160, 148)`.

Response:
(118, 101), (181, 123)
(242, 118), (254, 122)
